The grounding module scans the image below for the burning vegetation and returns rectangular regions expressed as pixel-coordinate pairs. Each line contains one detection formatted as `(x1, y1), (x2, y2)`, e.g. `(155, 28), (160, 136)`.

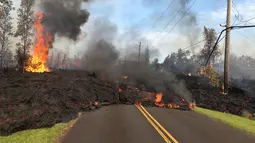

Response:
(1, 0), (254, 137)
(25, 12), (51, 73)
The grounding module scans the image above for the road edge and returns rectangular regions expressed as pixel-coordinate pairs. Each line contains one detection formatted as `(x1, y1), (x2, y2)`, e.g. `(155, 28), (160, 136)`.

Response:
(52, 112), (83, 143)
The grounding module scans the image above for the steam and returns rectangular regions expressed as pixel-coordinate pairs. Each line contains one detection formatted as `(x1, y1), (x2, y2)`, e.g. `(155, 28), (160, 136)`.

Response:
(39, 0), (90, 41)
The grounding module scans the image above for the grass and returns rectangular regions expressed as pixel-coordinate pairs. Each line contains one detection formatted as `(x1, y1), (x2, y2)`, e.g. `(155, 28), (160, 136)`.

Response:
(195, 107), (255, 135)
(0, 120), (76, 143)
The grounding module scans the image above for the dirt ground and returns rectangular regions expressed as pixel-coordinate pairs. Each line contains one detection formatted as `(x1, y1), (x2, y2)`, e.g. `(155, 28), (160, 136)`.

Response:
(0, 70), (254, 136)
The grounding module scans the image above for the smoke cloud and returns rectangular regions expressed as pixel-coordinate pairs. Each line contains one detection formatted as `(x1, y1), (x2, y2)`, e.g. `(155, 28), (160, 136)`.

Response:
(39, 0), (90, 41)
(81, 18), (119, 72)
(177, 0), (200, 53)
(77, 16), (192, 101)
(39, 0), (193, 102)
(84, 39), (119, 72)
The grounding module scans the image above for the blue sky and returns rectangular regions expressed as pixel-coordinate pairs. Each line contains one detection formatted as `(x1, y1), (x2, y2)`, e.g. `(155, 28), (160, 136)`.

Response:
(85, 0), (226, 30)
(81, 0), (255, 59)
(11, 0), (255, 59)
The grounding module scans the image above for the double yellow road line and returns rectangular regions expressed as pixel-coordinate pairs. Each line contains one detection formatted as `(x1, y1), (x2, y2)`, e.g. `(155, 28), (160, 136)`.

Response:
(136, 104), (179, 143)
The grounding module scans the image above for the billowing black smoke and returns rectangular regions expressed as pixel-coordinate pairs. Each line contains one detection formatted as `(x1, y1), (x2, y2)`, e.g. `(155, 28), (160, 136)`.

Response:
(81, 18), (119, 73)
(84, 39), (119, 72)
(39, 0), (90, 41)
(79, 14), (192, 102)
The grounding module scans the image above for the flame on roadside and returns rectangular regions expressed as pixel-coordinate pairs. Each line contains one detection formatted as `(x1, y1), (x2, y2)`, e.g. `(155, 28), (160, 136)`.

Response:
(123, 76), (128, 79)
(155, 92), (163, 103)
(189, 103), (195, 110)
(25, 12), (52, 73)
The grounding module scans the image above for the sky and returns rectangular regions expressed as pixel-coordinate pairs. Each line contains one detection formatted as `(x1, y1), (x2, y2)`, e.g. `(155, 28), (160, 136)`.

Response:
(11, 0), (255, 61)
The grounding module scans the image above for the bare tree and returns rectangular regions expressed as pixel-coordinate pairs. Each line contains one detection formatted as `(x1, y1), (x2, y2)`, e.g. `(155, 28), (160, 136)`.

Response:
(199, 26), (221, 65)
(15, 0), (35, 72)
(3, 48), (14, 67)
(0, 0), (13, 70)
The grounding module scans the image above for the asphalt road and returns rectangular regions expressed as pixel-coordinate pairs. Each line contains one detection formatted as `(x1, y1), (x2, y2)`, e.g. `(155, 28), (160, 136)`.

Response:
(60, 105), (255, 143)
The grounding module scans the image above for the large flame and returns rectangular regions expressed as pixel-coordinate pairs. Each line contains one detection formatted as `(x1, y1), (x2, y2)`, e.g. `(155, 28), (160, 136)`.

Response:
(25, 12), (52, 73)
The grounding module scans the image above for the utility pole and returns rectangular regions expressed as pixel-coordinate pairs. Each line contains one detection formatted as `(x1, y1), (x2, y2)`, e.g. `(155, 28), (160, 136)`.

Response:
(224, 0), (232, 94)
(138, 42), (141, 63)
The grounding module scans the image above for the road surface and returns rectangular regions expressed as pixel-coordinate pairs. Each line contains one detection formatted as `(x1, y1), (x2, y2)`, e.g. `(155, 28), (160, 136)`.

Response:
(60, 105), (255, 143)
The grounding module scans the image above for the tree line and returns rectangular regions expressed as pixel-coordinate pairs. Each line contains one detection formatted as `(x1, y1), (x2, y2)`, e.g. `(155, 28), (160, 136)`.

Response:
(1, 0), (254, 78)
(149, 26), (255, 79)
(0, 0), (35, 72)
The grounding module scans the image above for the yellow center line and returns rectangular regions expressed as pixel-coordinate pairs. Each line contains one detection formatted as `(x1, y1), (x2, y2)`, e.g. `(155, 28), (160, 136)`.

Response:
(135, 104), (171, 143)
(139, 105), (179, 143)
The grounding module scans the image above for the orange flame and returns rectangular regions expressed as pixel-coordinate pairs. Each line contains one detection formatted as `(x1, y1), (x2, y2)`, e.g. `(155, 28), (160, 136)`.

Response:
(173, 104), (180, 109)
(94, 101), (99, 106)
(167, 104), (173, 108)
(123, 76), (128, 79)
(25, 12), (52, 73)
(220, 83), (225, 95)
(155, 92), (163, 103)
(189, 103), (194, 110)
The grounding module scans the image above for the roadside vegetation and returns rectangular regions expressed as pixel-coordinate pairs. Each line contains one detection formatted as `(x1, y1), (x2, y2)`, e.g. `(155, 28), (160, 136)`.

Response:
(195, 107), (255, 135)
(0, 120), (76, 143)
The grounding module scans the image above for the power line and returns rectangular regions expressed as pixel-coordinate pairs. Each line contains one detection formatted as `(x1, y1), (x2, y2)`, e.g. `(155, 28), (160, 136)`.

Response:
(171, 31), (222, 51)
(204, 35), (226, 65)
(204, 24), (255, 66)
(147, 0), (176, 34)
(139, 0), (176, 42)
(182, 39), (206, 50)
(232, 1), (242, 21)
(234, 31), (255, 44)
(194, 34), (226, 65)
(152, 0), (190, 40)
(236, 16), (255, 25)
(157, 0), (197, 42)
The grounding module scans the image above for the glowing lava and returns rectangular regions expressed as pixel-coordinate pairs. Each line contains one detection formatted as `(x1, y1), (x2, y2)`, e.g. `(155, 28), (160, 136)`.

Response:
(25, 12), (52, 73)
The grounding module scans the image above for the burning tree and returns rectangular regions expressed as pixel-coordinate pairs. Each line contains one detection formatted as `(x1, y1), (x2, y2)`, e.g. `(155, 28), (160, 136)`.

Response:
(25, 12), (52, 73)
(200, 64), (220, 87)
(15, 0), (35, 72)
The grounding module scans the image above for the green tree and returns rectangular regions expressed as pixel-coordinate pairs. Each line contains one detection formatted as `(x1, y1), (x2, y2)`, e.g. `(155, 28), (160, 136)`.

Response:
(199, 26), (221, 65)
(15, 0), (35, 72)
(0, 0), (13, 69)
